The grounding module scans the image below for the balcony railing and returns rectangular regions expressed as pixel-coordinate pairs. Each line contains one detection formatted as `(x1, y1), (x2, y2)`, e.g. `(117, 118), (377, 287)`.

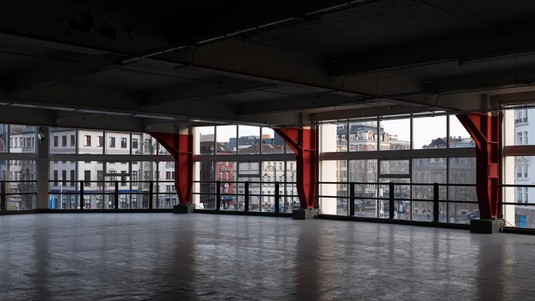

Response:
(1, 179), (534, 230)
(47, 180), (177, 210)
(0, 180), (38, 211)
(318, 181), (478, 224)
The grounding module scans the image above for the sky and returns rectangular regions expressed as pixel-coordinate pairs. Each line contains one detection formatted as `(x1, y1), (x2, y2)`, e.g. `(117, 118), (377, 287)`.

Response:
(200, 116), (471, 149)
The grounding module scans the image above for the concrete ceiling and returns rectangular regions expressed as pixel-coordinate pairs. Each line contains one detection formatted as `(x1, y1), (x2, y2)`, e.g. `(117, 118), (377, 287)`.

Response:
(2, 0), (535, 132)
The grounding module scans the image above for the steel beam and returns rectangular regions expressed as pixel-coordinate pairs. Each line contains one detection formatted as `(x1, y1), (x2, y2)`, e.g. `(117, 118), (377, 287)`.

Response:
(457, 113), (502, 219)
(150, 128), (193, 205)
(275, 126), (318, 209)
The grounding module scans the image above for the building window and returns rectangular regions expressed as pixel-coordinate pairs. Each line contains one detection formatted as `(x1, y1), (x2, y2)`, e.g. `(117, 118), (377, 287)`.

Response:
(132, 138), (139, 149)
(62, 170), (67, 186)
(109, 137), (116, 148)
(517, 132), (523, 145)
(70, 170), (75, 186)
(84, 170), (91, 186)
(53, 170), (58, 186)
(525, 131), (529, 145)
(121, 171), (127, 186)
(526, 189), (529, 204)
(84, 135), (91, 146)
(132, 170), (138, 185)
(121, 138), (127, 148)
(53, 136), (58, 147)
(518, 187), (523, 203)
(70, 135), (75, 146)
(62, 135), (67, 147)
(97, 136), (103, 147)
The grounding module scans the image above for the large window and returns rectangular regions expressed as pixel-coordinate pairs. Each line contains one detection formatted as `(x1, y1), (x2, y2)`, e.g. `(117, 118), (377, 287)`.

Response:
(320, 115), (476, 223)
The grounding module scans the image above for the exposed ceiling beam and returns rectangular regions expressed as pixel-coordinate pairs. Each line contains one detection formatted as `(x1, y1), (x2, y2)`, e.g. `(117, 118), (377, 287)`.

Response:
(4, 54), (119, 92)
(142, 78), (278, 106)
(492, 90), (535, 105)
(328, 28), (535, 77)
(424, 64), (535, 94)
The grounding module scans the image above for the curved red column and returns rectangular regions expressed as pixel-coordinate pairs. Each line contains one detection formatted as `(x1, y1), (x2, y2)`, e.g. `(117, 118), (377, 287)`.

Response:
(275, 127), (318, 209)
(150, 130), (193, 205)
(457, 113), (502, 219)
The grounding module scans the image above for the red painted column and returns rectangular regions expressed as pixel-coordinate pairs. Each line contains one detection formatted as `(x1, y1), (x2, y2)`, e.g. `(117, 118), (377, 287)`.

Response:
(150, 129), (193, 205)
(457, 113), (502, 219)
(275, 126), (318, 209)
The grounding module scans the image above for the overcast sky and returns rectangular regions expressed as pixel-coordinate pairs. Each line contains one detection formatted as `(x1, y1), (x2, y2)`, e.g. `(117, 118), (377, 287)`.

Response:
(201, 116), (471, 149)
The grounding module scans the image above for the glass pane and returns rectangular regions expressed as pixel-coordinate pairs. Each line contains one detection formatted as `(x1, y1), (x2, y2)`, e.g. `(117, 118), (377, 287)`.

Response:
(216, 125), (236, 154)
(197, 161), (216, 209)
(78, 129), (104, 154)
(449, 116), (474, 148)
(349, 121), (378, 152)
(238, 125), (260, 154)
(336, 122), (348, 152)
(379, 178), (410, 219)
(132, 134), (157, 155)
(9, 125), (36, 153)
(413, 116), (446, 149)
(349, 160), (378, 217)
(380, 119), (410, 150)
(49, 128), (76, 154)
(380, 160), (410, 175)
(412, 158), (447, 184)
(511, 108), (534, 146)
(5, 160), (37, 210)
(448, 157), (477, 222)
(105, 131), (130, 155)
(196, 126), (215, 155)
(261, 127), (285, 154)
(320, 160), (347, 215)
(217, 161), (236, 209)
(77, 161), (104, 209)
(0, 160), (6, 181)
(0, 124), (7, 153)
(137, 161), (157, 208)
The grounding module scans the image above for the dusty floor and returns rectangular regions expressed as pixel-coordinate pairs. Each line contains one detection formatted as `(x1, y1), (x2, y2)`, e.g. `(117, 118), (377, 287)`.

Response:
(0, 213), (533, 300)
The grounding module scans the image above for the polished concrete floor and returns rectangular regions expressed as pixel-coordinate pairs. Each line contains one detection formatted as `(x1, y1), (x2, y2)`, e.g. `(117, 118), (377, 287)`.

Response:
(1, 214), (534, 301)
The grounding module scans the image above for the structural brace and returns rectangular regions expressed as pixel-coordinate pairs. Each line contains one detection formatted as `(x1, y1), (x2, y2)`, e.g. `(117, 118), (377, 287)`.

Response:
(457, 113), (502, 219)
(275, 127), (318, 209)
(150, 131), (193, 205)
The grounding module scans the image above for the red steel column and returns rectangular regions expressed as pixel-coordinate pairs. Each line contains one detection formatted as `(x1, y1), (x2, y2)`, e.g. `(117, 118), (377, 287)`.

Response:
(457, 113), (502, 219)
(275, 126), (318, 209)
(150, 128), (193, 205)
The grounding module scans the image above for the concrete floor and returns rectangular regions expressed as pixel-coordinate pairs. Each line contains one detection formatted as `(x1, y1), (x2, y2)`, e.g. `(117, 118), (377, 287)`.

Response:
(1, 214), (534, 301)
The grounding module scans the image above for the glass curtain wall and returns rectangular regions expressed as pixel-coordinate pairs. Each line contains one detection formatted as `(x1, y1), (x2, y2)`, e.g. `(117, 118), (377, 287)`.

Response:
(48, 128), (173, 210)
(504, 108), (535, 228)
(320, 115), (477, 224)
(193, 125), (293, 212)
(0, 124), (37, 211)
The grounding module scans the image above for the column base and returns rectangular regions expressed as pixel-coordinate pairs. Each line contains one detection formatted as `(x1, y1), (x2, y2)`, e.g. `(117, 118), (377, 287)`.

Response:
(173, 204), (193, 214)
(470, 218), (503, 234)
(292, 208), (320, 220)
